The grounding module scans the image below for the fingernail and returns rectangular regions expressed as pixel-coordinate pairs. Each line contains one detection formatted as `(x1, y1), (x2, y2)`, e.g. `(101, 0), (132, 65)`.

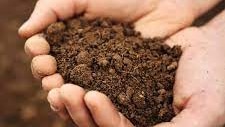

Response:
(50, 104), (60, 112)
(19, 21), (30, 38)
(19, 21), (28, 31)
(48, 96), (60, 112)
(24, 44), (32, 57)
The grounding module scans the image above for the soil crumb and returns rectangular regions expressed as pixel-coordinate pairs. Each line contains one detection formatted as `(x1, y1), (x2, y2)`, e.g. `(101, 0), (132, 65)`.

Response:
(45, 17), (182, 127)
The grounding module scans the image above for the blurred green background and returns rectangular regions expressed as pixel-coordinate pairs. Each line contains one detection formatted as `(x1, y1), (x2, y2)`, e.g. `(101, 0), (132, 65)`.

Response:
(0, 0), (224, 127)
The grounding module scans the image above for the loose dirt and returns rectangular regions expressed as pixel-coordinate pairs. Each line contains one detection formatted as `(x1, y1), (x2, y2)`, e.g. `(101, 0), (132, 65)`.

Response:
(46, 17), (182, 127)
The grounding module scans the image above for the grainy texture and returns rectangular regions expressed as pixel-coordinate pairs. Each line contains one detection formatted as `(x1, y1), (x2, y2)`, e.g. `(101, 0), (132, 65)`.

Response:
(46, 17), (182, 127)
(1, 0), (224, 127)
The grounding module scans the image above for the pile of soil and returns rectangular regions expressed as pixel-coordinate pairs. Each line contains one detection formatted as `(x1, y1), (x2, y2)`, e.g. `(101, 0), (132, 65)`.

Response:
(45, 17), (182, 127)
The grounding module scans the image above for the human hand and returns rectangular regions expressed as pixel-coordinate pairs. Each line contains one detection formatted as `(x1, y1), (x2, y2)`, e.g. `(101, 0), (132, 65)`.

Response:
(20, 0), (225, 126)
(21, 0), (222, 93)
(24, 10), (225, 127)
(154, 10), (225, 127)
(46, 10), (225, 127)
(20, 0), (222, 82)
(19, 0), (221, 38)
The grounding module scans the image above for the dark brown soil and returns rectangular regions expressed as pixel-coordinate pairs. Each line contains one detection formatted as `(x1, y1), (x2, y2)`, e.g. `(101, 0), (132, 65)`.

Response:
(1, 0), (224, 127)
(45, 17), (182, 127)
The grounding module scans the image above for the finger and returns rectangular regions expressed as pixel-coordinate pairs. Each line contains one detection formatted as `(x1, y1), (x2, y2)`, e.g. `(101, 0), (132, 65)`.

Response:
(84, 0), (155, 22)
(165, 27), (202, 49)
(42, 73), (64, 91)
(24, 34), (50, 57)
(84, 91), (134, 127)
(31, 55), (57, 79)
(59, 84), (97, 127)
(19, 0), (87, 38)
(135, 0), (221, 38)
(47, 88), (69, 120)
(19, 0), (155, 38)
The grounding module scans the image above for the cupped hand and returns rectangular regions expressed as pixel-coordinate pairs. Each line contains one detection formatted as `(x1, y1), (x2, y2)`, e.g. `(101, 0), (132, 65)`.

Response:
(155, 10), (225, 127)
(22, 0), (222, 91)
(19, 0), (221, 38)
(45, 11), (225, 127)
(20, 0), (225, 126)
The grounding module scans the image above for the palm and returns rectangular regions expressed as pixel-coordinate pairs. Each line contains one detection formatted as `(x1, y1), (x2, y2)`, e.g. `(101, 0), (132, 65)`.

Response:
(156, 27), (225, 127)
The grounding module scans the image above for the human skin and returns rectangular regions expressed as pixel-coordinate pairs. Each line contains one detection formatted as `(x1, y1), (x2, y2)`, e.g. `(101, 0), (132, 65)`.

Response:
(19, 0), (225, 127)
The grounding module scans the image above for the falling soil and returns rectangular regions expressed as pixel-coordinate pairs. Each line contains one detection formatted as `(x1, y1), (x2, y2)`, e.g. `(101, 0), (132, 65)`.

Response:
(45, 17), (182, 127)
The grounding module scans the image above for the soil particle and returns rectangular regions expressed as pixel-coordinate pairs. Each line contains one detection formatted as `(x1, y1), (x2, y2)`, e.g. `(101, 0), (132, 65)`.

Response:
(76, 51), (92, 65)
(167, 61), (178, 71)
(45, 17), (182, 127)
(97, 57), (109, 67)
(109, 68), (116, 74)
(132, 91), (146, 109)
(117, 92), (130, 106)
(69, 64), (93, 86)
(46, 22), (66, 34)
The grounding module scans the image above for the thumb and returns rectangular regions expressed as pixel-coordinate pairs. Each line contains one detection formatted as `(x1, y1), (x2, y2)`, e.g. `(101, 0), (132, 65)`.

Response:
(154, 109), (206, 127)
(84, 91), (134, 127)
(18, 0), (87, 38)
(154, 94), (225, 127)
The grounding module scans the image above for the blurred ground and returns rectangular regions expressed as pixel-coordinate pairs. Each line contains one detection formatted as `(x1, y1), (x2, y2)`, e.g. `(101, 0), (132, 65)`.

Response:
(0, 0), (224, 127)
(0, 0), (66, 127)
